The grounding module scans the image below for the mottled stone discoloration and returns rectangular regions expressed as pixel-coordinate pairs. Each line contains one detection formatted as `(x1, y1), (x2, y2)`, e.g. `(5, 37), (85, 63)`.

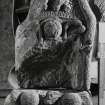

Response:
(0, 0), (14, 89)
(4, 90), (93, 105)
(13, 0), (96, 91)
(6, 0), (97, 105)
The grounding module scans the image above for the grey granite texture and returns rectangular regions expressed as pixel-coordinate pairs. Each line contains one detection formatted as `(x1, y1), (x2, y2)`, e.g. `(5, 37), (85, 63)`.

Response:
(0, 0), (14, 89)
(13, 0), (96, 90)
(0, 98), (4, 105)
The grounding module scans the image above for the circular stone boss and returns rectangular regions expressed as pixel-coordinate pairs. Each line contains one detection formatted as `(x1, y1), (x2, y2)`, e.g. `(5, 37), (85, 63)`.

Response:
(41, 18), (62, 40)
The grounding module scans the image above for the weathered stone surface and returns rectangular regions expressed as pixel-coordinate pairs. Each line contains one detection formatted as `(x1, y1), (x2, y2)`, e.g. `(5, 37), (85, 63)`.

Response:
(43, 91), (63, 105)
(57, 93), (82, 105)
(15, 19), (88, 89)
(12, 0), (96, 90)
(88, 0), (105, 21)
(4, 90), (62, 105)
(94, 0), (105, 14)
(101, 11), (105, 22)
(4, 90), (93, 105)
(0, 0), (14, 89)
(20, 91), (39, 105)
(4, 90), (21, 105)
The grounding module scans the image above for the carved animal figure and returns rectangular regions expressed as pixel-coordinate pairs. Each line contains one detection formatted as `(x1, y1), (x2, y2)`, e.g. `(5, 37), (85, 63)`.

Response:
(14, 0), (96, 90)
(5, 0), (96, 105)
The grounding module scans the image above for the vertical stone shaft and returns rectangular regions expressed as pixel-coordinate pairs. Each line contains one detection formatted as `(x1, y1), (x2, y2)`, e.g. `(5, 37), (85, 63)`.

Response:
(77, 0), (96, 90)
